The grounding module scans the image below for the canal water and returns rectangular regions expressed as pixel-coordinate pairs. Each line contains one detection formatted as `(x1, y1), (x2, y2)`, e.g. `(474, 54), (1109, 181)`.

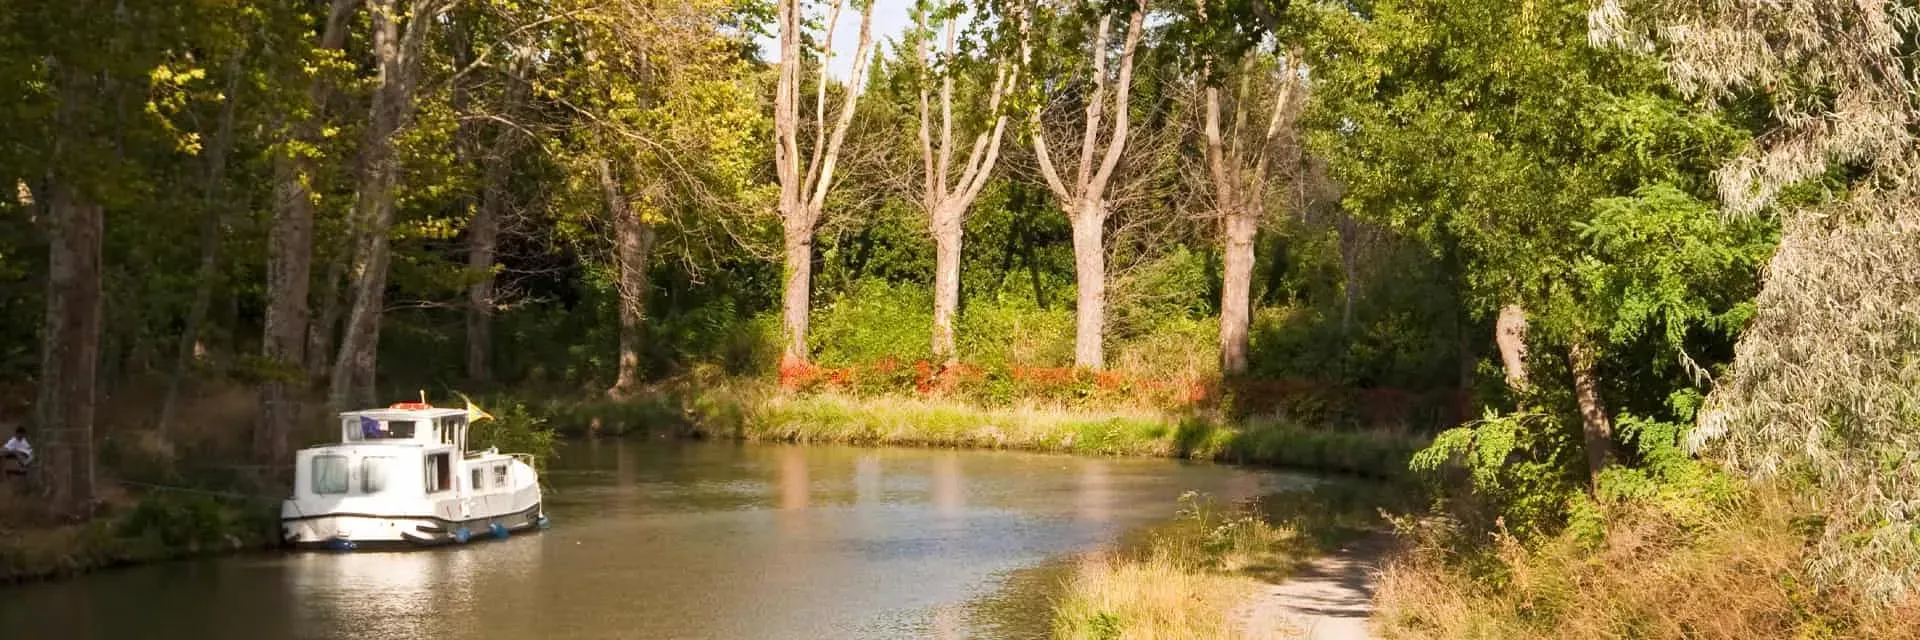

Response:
(0, 439), (1311, 639)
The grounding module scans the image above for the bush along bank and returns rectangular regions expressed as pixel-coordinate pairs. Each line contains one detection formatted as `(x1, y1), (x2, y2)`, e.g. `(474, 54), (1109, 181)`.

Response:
(0, 490), (281, 584)
(520, 378), (1434, 481)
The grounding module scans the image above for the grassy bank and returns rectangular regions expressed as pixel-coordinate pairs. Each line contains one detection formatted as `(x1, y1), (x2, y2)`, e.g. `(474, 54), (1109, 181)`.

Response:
(0, 490), (279, 584)
(523, 381), (1431, 481)
(1053, 486), (1393, 639)
(1372, 481), (1920, 639)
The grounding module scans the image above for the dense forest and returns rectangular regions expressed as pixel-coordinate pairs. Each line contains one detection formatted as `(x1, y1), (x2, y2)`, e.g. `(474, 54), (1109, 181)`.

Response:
(5, 0), (1919, 635)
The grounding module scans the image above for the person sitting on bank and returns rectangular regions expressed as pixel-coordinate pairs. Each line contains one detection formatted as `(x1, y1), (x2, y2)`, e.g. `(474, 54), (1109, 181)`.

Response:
(4, 427), (31, 465)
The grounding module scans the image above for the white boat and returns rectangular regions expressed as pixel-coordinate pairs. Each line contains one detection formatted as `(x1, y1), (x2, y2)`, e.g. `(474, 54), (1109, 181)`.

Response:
(281, 401), (547, 550)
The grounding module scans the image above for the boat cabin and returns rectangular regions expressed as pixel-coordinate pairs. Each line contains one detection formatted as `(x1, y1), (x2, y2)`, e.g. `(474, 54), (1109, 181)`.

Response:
(339, 405), (471, 448)
(291, 404), (511, 504)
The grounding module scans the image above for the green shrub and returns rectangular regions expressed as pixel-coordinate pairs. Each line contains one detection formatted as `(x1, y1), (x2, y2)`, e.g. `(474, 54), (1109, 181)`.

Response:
(811, 278), (933, 366)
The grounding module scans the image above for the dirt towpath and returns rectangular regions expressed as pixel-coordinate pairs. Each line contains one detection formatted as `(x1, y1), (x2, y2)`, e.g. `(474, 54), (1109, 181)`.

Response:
(1235, 534), (1389, 640)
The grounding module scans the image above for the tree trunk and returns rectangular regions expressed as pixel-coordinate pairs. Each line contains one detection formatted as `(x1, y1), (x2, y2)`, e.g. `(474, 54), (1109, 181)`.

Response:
(601, 160), (656, 399)
(262, 0), (356, 461)
(161, 55), (243, 437)
(1569, 339), (1615, 490)
(330, 0), (430, 410)
(780, 207), (815, 369)
(329, 169), (396, 410)
(930, 205), (962, 362)
(1495, 303), (1530, 392)
(39, 181), (102, 518)
(307, 247), (348, 382)
(1069, 201), (1106, 369)
(1218, 207), (1257, 375)
(463, 69), (527, 385)
(465, 186), (502, 384)
(259, 154), (316, 462)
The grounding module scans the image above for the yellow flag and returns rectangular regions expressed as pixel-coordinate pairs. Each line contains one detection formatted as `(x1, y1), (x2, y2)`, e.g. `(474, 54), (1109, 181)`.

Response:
(457, 392), (494, 422)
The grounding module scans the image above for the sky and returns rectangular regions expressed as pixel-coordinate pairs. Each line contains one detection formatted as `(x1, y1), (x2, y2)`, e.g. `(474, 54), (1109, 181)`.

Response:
(755, 1), (917, 81)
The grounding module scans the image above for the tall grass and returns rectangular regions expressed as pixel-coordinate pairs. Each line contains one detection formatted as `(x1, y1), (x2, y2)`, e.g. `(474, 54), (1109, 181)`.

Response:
(1373, 483), (1920, 639)
(1053, 493), (1304, 640)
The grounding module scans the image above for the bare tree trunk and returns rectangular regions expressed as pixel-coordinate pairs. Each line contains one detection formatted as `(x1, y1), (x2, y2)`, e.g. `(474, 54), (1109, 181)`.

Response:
(601, 160), (656, 398)
(260, 0), (356, 461)
(1495, 303), (1530, 392)
(1069, 202), (1107, 368)
(1218, 209), (1257, 374)
(161, 54), (244, 436)
(917, 13), (1018, 364)
(930, 209), (962, 361)
(1569, 339), (1614, 490)
(39, 181), (102, 518)
(330, 168), (396, 410)
(1200, 57), (1297, 375)
(1026, 3), (1144, 370)
(771, 0), (877, 370)
(780, 208), (815, 367)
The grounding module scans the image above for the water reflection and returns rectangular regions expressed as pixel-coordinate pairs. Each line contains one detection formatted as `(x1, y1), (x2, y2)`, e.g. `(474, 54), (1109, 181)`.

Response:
(0, 440), (1308, 640)
(1077, 460), (1112, 523)
(932, 453), (964, 518)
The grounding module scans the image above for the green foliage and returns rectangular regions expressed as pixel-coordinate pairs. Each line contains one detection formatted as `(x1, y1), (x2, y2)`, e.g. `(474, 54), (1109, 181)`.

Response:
(1411, 411), (1584, 540)
(467, 400), (559, 466)
(811, 278), (934, 366)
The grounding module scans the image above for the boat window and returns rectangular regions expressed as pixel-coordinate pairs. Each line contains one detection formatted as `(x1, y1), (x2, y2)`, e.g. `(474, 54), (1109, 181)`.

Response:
(439, 416), (467, 445)
(361, 456), (393, 494)
(312, 455), (349, 495)
(493, 464), (508, 489)
(425, 453), (452, 493)
(471, 467), (484, 493)
(356, 418), (415, 440)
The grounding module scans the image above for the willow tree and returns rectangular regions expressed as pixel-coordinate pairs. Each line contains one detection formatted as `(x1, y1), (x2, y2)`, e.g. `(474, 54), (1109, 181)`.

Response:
(1028, 0), (1147, 370)
(773, 0), (879, 368)
(1595, 0), (1920, 601)
(912, 1), (1023, 363)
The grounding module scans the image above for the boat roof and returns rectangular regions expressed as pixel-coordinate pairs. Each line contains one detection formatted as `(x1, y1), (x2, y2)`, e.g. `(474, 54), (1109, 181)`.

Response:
(338, 407), (469, 420)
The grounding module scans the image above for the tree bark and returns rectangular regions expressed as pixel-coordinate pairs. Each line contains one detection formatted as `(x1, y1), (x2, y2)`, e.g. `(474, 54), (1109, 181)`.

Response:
(1026, 3), (1144, 370)
(930, 210), (962, 360)
(260, 0), (356, 462)
(1069, 202), (1108, 367)
(39, 181), (102, 518)
(1495, 303), (1530, 392)
(779, 208), (816, 367)
(1570, 339), (1615, 490)
(329, 0), (435, 410)
(601, 160), (656, 399)
(306, 246), (348, 381)
(917, 13), (1018, 364)
(1218, 209), (1257, 374)
(771, 0), (878, 370)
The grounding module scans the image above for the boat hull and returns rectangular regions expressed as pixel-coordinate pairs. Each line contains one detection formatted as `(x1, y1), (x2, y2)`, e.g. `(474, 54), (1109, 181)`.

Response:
(283, 502), (546, 550)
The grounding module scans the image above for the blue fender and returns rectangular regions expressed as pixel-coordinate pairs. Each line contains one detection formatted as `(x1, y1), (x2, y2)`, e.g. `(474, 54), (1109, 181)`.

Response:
(489, 523), (509, 539)
(453, 527), (472, 544)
